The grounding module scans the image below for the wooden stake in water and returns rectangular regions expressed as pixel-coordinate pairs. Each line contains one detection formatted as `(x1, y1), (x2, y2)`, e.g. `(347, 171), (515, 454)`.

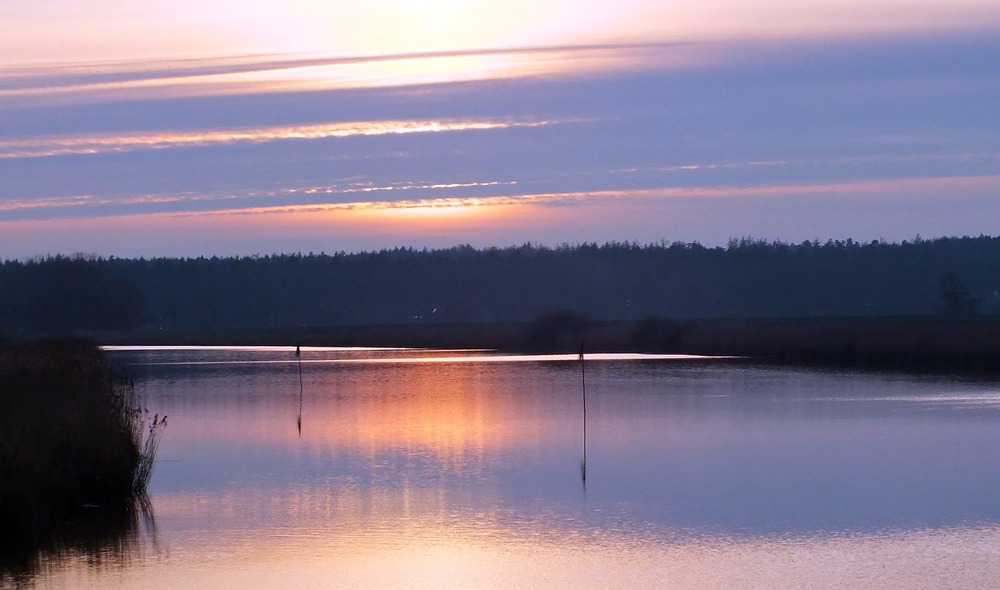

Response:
(296, 343), (303, 436)
(580, 341), (587, 488)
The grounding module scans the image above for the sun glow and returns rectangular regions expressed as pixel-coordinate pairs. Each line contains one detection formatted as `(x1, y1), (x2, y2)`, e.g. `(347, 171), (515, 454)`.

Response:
(377, 198), (490, 219)
(263, 0), (603, 56)
(5, 0), (1000, 69)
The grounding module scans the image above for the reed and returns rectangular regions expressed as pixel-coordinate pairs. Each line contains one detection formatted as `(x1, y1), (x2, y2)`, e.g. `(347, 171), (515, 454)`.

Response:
(0, 338), (164, 550)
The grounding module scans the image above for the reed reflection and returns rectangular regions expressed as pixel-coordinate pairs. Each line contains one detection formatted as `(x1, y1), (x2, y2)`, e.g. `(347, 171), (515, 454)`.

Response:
(1, 500), (159, 588)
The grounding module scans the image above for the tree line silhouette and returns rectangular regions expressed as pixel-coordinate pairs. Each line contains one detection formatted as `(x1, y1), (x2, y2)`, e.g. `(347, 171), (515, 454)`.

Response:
(1, 236), (998, 336)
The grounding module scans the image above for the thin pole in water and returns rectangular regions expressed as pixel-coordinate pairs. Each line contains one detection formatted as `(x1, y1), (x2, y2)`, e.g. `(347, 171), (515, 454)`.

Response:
(296, 343), (303, 436)
(580, 341), (587, 488)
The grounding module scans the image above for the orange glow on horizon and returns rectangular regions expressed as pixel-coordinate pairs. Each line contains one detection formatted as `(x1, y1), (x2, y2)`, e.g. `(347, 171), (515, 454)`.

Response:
(144, 174), (1000, 223)
(4, 173), (1000, 260)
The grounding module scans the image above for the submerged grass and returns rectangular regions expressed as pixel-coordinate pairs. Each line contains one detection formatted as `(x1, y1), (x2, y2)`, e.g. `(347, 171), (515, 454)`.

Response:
(0, 338), (164, 553)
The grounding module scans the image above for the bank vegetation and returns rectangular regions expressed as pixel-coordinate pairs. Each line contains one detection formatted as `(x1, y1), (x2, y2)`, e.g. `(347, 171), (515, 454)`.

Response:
(0, 339), (164, 553)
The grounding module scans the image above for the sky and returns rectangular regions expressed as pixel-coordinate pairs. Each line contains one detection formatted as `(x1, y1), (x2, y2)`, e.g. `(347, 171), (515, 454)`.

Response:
(2, 1), (999, 258)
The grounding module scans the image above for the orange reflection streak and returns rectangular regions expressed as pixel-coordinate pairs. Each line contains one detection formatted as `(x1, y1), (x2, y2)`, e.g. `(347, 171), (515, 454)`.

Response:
(0, 119), (559, 159)
(159, 362), (555, 468)
(319, 364), (504, 468)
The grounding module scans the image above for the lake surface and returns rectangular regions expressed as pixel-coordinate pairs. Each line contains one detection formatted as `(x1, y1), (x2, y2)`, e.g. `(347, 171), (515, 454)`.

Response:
(12, 347), (1000, 589)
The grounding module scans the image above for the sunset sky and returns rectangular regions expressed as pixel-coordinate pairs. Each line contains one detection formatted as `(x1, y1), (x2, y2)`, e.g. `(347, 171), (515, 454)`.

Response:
(2, 1), (999, 258)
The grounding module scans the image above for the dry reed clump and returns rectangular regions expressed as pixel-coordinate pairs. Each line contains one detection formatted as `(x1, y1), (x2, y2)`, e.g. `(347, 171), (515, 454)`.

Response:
(0, 338), (165, 550)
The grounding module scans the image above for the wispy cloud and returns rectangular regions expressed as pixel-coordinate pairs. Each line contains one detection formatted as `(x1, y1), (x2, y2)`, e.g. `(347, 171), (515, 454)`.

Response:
(0, 118), (563, 159)
(159, 174), (1000, 218)
(0, 43), (688, 89)
(0, 43), (706, 108)
(1, 31), (998, 258)
(4, 175), (1000, 260)
(611, 152), (1000, 176)
(0, 180), (522, 220)
(5, 147), (998, 222)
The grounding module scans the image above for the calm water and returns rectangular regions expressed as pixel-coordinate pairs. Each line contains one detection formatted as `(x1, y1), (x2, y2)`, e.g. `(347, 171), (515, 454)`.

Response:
(11, 347), (1000, 589)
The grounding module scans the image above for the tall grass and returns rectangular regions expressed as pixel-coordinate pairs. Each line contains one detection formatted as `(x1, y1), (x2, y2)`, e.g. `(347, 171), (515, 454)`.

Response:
(0, 338), (164, 550)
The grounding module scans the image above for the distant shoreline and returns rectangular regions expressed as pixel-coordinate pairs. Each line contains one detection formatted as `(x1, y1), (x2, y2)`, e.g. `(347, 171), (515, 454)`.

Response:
(88, 315), (1000, 374)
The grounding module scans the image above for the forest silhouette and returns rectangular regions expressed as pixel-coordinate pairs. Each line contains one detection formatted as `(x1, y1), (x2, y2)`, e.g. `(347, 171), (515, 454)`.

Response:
(1, 236), (997, 337)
